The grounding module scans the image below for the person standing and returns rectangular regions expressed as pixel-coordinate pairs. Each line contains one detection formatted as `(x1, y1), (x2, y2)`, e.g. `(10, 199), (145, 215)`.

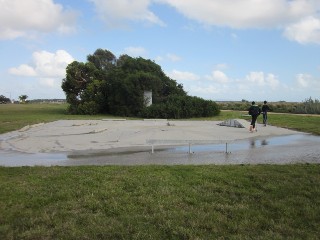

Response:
(248, 101), (261, 132)
(262, 100), (271, 126)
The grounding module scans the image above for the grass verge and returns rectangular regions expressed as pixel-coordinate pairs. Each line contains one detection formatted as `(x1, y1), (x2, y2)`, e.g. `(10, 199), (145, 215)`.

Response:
(1, 165), (320, 239)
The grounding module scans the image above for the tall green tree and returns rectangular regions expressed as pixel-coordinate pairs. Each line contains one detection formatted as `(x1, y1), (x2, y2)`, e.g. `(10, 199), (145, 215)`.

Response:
(18, 95), (28, 103)
(62, 48), (220, 118)
(61, 61), (103, 114)
(87, 48), (116, 71)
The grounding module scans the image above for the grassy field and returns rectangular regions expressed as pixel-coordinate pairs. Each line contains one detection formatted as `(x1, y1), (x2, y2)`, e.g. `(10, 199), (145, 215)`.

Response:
(265, 113), (320, 135)
(0, 103), (320, 239)
(0, 103), (118, 134)
(1, 165), (320, 239)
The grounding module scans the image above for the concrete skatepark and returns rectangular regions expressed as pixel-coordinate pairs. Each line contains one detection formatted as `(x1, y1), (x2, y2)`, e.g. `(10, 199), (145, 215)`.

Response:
(0, 119), (320, 166)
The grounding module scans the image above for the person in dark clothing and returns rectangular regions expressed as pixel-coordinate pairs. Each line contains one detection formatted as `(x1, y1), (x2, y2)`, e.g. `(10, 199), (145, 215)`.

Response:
(248, 101), (261, 132)
(261, 100), (271, 126)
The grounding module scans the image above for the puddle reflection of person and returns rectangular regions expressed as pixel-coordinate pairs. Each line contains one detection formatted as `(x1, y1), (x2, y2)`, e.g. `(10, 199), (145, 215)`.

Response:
(250, 139), (256, 148)
(248, 101), (261, 132)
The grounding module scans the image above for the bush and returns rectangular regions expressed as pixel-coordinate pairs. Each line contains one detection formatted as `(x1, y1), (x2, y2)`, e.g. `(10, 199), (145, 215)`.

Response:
(217, 98), (320, 115)
(77, 101), (100, 115)
(141, 95), (220, 119)
(294, 97), (320, 114)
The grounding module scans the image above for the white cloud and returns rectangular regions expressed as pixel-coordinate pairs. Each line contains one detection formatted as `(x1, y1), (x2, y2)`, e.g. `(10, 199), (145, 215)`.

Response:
(168, 68), (287, 100)
(89, 0), (165, 28)
(167, 69), (200, 81)
(206, 70), (229, 83)
(9, 50), (74, 87)
(265, 74), (281, 88)
(157, 0), (320, 44)
(245, 72), (280, 88)
(123, 46), (148, 57)
(296, 73), (311, 87)
(159, 0), (317, 28)
(284, 16), (320, 44)
(296, 73), (320, 90)
(33, 50), (74, 77)
(87, 0), (320, 44)
(8, 64), (37, 77)
(0, 0), (78, 40)
(246, 72), (265, 85)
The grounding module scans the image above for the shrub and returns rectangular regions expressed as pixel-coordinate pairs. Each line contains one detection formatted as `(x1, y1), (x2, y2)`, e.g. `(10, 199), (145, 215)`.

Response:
(141, 95), (220, 119)
(77, 101), (100, 115)
(294, 97), (320, 114)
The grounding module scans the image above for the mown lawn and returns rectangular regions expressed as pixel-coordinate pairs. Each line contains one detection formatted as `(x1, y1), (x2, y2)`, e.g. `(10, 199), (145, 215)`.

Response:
(267, 113), (320, 135)
(1, 165), (320, 239)
(0, 103), (117, 134)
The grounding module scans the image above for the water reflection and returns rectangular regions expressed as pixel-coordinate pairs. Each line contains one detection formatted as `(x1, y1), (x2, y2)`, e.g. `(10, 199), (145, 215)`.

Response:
(261, 139), (268, 146)
(250, 139), (256, 148)
(250, 139), (268, 148)
(175, 134), (307, 153)
(1, 134), (320, 166)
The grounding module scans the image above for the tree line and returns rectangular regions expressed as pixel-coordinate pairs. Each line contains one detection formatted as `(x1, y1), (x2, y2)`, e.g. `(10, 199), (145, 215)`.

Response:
(218, 97), (320, 114)
(62, 49), (220, 118)
(0, 94), (28, 104)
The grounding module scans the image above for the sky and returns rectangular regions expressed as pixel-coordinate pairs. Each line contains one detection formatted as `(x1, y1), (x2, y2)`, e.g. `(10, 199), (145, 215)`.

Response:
(1, 0), (320, 102)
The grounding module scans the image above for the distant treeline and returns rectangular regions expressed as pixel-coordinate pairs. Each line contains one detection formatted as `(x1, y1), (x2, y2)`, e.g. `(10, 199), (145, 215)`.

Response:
(218, 97), (320, 114)
(27, 99), (66, 104)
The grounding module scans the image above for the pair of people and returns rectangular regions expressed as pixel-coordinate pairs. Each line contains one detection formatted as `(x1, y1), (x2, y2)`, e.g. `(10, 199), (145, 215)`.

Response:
(248, 101), (270, 132)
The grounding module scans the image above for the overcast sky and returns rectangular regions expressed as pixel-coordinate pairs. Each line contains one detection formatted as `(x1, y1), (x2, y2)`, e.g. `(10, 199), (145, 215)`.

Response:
(1, 0), (320, 102)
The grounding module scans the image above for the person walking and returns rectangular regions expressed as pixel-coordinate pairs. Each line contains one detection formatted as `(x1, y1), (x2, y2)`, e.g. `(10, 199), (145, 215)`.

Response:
(248, 101), (261, 132)
(261, 100), (271, 126)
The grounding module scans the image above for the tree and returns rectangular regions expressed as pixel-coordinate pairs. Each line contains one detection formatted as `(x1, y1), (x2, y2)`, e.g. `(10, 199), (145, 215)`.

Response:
(0, 95), (11, 104)
(87, 48), (116, 71)
(61, 61), (104, 114)
(62, 48), (220, 118)
(18, 95), (28, 103)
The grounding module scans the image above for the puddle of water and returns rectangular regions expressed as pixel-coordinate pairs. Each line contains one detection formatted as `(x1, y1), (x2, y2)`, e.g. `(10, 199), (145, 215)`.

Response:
(1, 134), (319, 166)
(172, 134), (308, 153)
(0, 151), (68, 167)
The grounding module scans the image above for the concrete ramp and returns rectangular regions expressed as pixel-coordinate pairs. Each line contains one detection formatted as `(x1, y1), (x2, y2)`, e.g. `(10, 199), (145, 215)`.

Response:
(218, 119), (250, 129)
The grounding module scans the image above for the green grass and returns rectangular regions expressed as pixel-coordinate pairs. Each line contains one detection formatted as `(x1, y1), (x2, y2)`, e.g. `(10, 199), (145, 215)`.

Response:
(1, 165), (320, 239)
(0, 104), (117, 134)
(266, 113), (320, 135)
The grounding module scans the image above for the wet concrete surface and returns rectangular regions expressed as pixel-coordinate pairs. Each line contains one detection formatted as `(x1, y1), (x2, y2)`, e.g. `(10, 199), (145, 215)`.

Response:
(0, 133), (319, 166)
